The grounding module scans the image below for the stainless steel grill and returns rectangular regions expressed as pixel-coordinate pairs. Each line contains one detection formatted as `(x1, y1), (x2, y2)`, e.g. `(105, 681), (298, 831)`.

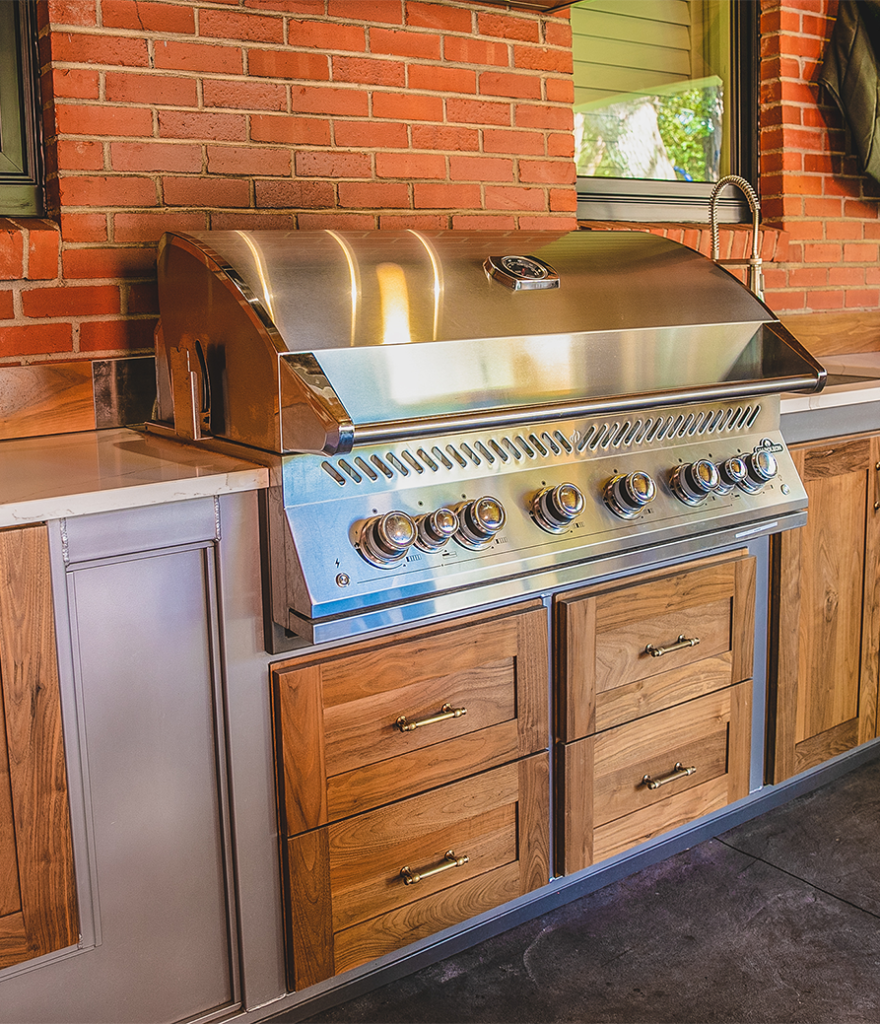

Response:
(151, 228), (824, 646)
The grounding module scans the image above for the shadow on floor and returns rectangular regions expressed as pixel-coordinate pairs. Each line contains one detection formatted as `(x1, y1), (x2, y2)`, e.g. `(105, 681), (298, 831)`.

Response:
(285, 752), (880, 1024)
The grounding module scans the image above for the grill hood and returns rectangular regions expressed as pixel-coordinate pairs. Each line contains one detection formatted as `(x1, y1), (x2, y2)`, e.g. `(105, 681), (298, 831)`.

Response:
(154, 228), (824, 455)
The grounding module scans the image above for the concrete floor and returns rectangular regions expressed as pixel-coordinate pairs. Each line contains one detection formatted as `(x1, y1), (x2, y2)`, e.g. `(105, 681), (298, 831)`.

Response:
(297, 750), (880, 1024)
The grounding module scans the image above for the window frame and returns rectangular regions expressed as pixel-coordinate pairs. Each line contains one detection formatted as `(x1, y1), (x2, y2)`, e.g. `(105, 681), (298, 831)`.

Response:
(574, 0), (758, 224)
(0, 0), (43, 218)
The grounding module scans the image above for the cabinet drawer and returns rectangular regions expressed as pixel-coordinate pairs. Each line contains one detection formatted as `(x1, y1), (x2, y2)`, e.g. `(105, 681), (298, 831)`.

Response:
(284, 753), (549, 989)
(557, 554), (755, 738)
(559, 681), (751, 874)
(272, 605), (548, 833)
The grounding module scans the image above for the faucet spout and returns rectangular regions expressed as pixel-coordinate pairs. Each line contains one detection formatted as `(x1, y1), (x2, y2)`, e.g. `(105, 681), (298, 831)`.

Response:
(708, 174), (763, 301)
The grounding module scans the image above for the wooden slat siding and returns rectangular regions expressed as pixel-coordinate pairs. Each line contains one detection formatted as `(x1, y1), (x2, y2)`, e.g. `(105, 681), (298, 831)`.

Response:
(0, 363), (96, 441)
(0, 525), (78, 969)
(572, 0), (692, 105)
(575, 0), (690, 25)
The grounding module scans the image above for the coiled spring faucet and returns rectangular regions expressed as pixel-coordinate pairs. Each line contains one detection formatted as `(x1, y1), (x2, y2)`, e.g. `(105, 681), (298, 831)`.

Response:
(709, 174), (763, 301)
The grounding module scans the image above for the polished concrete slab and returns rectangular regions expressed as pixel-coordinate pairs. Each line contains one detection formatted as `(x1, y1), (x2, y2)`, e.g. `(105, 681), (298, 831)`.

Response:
(291, 753), (880, 1024)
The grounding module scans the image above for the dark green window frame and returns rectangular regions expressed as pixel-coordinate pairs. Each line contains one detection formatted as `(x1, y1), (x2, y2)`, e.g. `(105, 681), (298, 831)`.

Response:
(1, 1), (43, 218)
(575, 0), (758, 224)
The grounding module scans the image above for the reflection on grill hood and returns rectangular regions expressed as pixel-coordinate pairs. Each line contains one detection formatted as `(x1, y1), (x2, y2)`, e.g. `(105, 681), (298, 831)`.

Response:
(153, 229), (824, 456)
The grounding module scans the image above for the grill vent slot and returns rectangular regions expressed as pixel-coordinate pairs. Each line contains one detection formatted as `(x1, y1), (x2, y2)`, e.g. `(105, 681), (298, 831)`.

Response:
(320, 402), (764, 485)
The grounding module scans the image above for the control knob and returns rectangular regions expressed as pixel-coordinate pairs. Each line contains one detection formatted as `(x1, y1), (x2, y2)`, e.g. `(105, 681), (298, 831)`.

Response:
(715, 456), (748, 494)
(454, 496), (506, 549)
(740, 449), (778, 493)
(414, 507), (459, 552)
(358, 510), (417, 568)
(603, 471), (656, 520)
(670, 459), (720, 505)
(532, 482), (585, 533)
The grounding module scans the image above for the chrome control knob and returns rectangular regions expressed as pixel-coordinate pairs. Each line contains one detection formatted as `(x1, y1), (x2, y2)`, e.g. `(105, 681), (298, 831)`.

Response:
(740, 449), (778, 493)
(670, 459), (720, 505)
(603, 471), (656, 519)
(715, 456), (748, 494)
(358, 510), (417, 567)
(455, 496), (506, 549)
(414, 507), (459, 552)
(533, 482), (585, 533)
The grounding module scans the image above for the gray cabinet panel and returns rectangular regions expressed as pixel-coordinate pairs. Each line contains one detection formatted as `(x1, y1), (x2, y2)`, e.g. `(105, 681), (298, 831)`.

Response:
(0, 544), (236, 1023)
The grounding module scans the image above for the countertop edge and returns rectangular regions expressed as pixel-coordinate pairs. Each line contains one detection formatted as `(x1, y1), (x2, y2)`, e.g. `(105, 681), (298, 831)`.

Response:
(1, 427), (269, 528)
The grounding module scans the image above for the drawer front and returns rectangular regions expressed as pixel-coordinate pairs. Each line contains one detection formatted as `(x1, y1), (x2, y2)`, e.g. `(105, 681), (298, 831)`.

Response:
(557, 554), (755, 739)
(558, 681), (751, 874)
(273, 604), (548, 833)
(284, 753), (550, 990)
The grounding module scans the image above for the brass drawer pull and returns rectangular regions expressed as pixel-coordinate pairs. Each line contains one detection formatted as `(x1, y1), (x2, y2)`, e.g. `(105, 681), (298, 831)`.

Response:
(645, 634), (700, 658)
(395, 703), (467, 733)
(642, 762), (697, 791)
(400, 850), (469, 885)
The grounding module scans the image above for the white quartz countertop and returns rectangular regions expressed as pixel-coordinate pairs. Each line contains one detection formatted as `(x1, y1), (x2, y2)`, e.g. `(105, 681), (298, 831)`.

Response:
(781, 351), (880, 414)
(0, 428), (268, 528)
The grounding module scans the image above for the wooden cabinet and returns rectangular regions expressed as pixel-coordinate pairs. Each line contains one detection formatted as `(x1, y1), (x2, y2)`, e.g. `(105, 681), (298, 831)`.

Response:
(0, 525), (78, 970)
(768, 434), (880, 782)
(272, 602), (550, 990)
(556, 553), (755, 875)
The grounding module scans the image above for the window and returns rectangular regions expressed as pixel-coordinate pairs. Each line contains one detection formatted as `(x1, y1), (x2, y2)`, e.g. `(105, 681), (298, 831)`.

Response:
(0, 1), (43, 217)
(572, 0), (757, 222)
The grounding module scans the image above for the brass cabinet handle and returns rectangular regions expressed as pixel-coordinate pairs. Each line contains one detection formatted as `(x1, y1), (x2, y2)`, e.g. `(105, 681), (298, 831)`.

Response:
(641, 762), (697, 791)
(645, 634), (700, 658)
(400, 850), (469, 885)
(395, 703), (467, 733)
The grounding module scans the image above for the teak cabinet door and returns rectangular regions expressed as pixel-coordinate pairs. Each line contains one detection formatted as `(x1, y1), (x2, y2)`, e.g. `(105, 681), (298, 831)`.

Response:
(0, 525), (78, 970)
(768, 435), (880, 782)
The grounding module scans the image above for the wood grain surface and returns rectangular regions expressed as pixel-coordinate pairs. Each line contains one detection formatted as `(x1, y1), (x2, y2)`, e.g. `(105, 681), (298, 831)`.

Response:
(0, 525), (78, 970)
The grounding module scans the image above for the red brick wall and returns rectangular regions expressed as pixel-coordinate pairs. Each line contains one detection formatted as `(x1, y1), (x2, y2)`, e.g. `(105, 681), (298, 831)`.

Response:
(1, 0), (576, 366)
(2, 0), (879, 369)
(759, 0), (880, 313)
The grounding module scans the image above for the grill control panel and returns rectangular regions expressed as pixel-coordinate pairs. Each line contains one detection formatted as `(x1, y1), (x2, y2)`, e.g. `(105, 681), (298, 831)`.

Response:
(350, 442), (781, 569)
(275, 401), (805, 634)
